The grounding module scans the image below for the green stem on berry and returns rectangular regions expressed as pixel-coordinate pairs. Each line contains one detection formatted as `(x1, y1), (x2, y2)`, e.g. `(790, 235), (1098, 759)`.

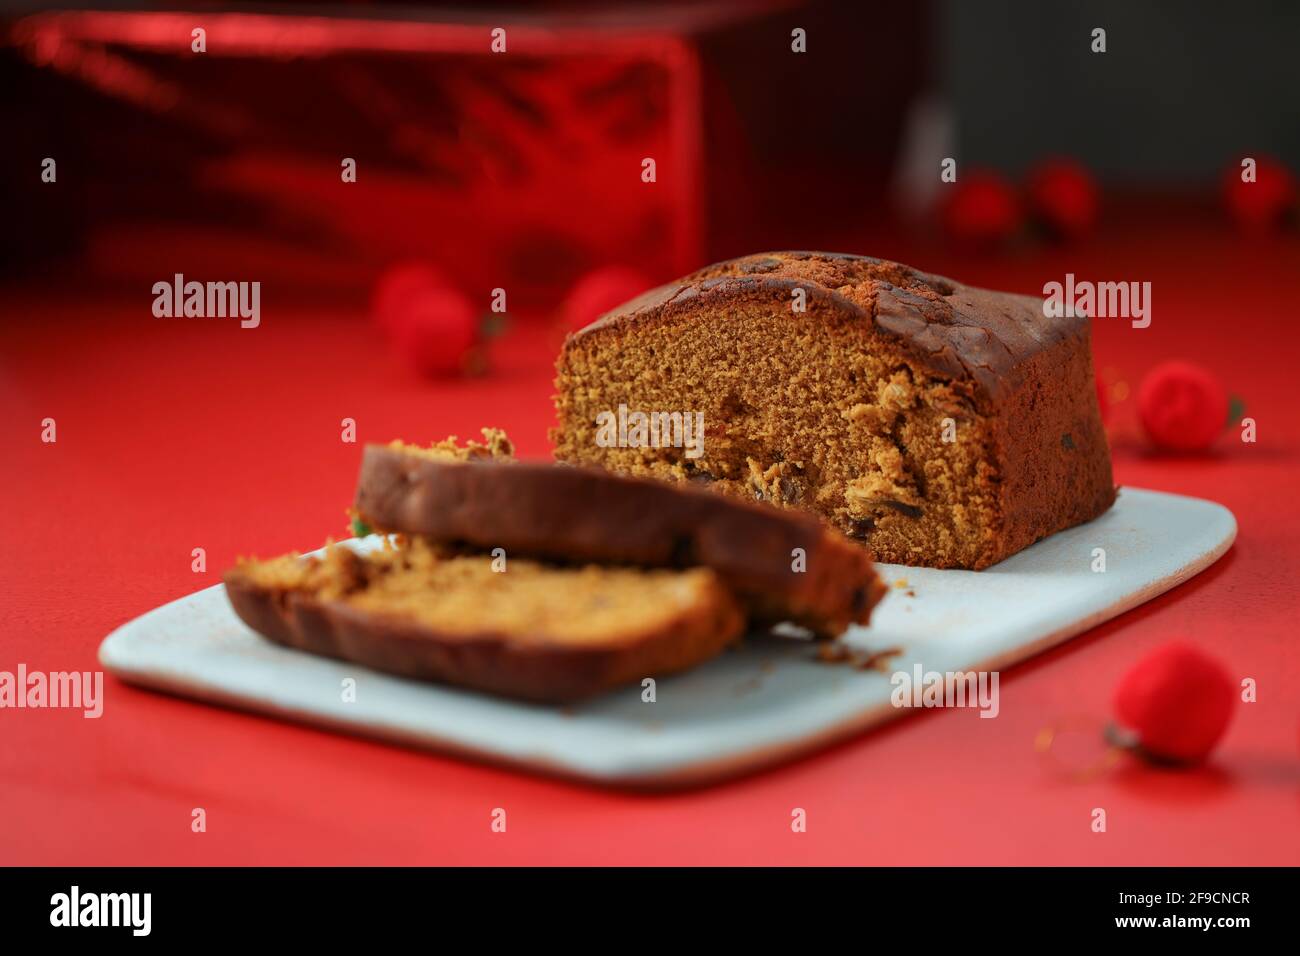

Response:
(1226, 395), (1246, 429)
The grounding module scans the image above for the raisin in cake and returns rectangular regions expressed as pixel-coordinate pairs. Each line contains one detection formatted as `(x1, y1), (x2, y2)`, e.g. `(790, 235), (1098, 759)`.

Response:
(552, 251), (1115, 570)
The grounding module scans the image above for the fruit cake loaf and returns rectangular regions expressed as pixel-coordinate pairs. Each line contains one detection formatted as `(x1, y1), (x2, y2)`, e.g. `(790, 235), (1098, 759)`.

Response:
(552, 251), (1115, 570)
(353, 432), (886, 635)
(225, 538), (744, 703)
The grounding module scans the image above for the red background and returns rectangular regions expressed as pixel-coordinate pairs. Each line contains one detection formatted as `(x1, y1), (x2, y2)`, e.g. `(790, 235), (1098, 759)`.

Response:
(2, 208), (1297, 865)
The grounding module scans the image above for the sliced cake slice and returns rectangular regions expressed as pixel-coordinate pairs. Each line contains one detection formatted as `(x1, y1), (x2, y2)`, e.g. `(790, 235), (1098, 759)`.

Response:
(352, 433), (886, 636)
(224, 537), (744, 703)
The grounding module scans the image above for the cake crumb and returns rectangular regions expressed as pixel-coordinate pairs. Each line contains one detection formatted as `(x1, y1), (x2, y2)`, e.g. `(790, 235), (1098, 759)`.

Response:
(816, 642), (854, 664)
(815, 642), (904, 672)
(734, 675), (766, 696)
(857, 646), (904, 673)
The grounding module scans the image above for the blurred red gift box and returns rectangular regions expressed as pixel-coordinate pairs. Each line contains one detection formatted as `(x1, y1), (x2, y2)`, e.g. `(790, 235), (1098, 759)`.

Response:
(3, 2), (926, 310)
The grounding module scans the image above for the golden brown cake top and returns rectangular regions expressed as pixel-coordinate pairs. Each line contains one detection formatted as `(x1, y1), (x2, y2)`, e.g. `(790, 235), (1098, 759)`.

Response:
(570, 251), (1087, 405)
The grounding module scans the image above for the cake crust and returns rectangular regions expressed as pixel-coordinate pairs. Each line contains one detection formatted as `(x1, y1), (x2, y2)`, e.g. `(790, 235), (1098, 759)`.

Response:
(553, 251), (1116, 569)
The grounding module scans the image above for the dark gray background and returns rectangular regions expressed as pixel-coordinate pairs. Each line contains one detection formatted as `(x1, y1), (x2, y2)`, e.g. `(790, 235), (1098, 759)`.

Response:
(942, 0), (1300, 183)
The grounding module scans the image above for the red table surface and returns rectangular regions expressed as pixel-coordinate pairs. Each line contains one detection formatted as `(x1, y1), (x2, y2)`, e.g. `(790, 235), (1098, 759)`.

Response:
(2, 219), (1298, 866)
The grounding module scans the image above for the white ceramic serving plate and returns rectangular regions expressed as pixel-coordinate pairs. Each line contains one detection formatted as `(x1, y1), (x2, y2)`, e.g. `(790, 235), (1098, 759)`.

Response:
(100, 487), (1235, 788)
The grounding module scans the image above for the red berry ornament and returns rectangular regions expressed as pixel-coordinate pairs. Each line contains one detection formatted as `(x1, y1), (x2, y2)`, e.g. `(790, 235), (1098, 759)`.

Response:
(1222, 157), (1296, 233)
(1027, 158), (1099, 239)
(1137, 360), (1229, 452)
(940, 170), (1022, 245)
(371, 262), (454, 334)
(561, 265), (653, 332)
(389, 285), (482, 378)
(1113, 642), (1235, 764)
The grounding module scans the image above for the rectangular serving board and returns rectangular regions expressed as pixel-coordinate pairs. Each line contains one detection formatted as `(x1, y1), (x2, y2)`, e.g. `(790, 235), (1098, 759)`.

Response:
(99, 487), (1235, 788)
